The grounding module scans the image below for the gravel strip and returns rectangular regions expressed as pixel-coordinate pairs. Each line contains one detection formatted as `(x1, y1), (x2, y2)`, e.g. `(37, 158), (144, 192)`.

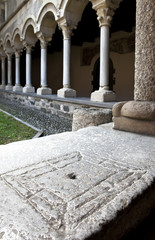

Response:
(0, 96), (72, 136)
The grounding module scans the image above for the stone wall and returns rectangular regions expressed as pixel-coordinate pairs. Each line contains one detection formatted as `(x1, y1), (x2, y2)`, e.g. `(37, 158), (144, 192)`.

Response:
(0, 91), (112, 120)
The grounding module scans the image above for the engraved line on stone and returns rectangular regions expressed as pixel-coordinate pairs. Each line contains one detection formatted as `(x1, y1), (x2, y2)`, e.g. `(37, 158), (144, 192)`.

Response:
(1, 176), (32, 199)
(0, 161), (47, 177)
(67, 171), (145, 229)
(15, 179), (44, 197)
(103, 157), (147, 170)
(47, 152), (82, 169)
(69, 170), (119, 203)
(70, 170), (134, 210)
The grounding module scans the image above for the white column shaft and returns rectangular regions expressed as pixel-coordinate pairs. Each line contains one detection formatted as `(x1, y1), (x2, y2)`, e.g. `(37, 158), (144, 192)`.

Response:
(1, 58), (5, 85)
(100, 26), (109, 89)
(26, 51), (31, 86)
(8, 57), (12, 85)
(63, 39), (71, 88)
(15, 56), (20, 85)
(41, 47), (47, 87)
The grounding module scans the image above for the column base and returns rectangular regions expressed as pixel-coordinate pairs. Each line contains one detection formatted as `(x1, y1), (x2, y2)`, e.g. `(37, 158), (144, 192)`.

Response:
(23, 86), (35, 93)
(57, 88), (76, 98)
(37, 87), (52, 95)
(91, 89), (116, 102)
(13, 85), (23, 92)
(112, 101), (155, 136)
(0, 85), (5, 90)
(5, 85), (13, 91)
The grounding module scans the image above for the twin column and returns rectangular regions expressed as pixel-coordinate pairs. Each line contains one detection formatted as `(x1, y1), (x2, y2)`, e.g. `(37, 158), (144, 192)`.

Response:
(37, 41), (52, 95)
(90, 5), (116, 102)
(57, 21), (76, 98)
(23, 46), (35, 93)
(13, 51), (23, 92)
(0, 57), (6, 89)
(5, 54), (13, 91)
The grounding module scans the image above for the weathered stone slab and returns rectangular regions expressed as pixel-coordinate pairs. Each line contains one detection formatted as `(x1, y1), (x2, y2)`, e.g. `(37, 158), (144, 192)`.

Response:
(0, 151), (153, 240)
(72, 108), (112, 131)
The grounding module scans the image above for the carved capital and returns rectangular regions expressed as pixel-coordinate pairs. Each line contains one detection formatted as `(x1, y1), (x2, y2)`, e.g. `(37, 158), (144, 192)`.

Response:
(15, 51), (21, 58)
(97, 7), (114, 27)
(90, 0), (122, 27)
(37, 32), (51, 49)
(1, 56), (6, 62)
(58, 18), (77, 40)
(23, 41), (33, 53)
(7, 53), (12, 61)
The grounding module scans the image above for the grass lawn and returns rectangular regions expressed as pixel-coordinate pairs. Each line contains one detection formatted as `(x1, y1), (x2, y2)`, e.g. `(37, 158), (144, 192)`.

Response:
(0, 111), (37, 145)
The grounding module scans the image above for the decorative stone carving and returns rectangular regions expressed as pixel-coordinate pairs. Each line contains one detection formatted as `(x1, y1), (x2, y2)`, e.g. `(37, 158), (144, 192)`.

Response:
(36, 31), (51, 49)
(58, 17), (77, 40)
(90, 0), (122, 27)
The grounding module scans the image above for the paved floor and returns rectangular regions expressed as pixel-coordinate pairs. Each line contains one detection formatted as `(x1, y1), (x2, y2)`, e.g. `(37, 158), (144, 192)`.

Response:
(0, 122), (155, 240)
(0, 96), (72, 136)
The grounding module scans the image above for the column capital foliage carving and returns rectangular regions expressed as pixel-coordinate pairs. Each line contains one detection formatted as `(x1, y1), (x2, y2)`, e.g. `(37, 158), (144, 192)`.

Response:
(7, 53), (12, 60)
(15, 51), (21, 58)
(90, 0), (122, 27)
(58, 18), (77, 40)
(1, 55), (6, 61)
(37, 31), (51, 49)
(23, 41), (33, 53)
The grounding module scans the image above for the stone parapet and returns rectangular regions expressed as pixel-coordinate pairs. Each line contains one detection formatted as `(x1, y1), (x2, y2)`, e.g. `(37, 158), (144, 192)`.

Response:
(0, 123), (155, 239)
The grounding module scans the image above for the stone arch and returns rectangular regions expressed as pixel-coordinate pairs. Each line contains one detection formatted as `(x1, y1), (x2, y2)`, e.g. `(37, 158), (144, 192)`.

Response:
(22, 17), (37, 40)
(37, 3), (57, 36)
(63, 0), (89, 25)
(12, 28), (23, 50)
(4, 33), (12, 47)
(0, 40), (5, 57)
(4, 33), (14, 54)
(22, 19), (37, 46)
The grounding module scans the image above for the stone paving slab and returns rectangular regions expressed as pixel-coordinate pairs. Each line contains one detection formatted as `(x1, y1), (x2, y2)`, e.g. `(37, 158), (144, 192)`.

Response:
(0, 123), (155, 239)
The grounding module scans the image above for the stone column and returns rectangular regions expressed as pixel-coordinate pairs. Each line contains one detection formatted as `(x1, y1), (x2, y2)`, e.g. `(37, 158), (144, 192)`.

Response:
(5, 54), (13, 91)
(112, 0), (155, 136)
(0, 56), (6, 89)
(37, 40), (52, 95)
(134, 0), (155, 101)
(23, 46), (35, 93)
(90, 1), (117, 102)
(13, 51), (23, 92)
(57, 21), (76, 98)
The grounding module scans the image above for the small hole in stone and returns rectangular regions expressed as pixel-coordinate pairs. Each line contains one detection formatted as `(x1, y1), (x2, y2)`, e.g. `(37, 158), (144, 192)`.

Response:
(67, 173), (76, 179)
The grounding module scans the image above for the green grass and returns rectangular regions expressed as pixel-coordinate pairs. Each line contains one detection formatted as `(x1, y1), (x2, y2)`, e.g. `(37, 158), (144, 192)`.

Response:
(0, 111), (37, 145)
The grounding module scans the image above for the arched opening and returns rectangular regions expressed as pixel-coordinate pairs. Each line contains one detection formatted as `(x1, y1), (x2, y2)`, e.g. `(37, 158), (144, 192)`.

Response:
(61, 0), (136, 100)
(110, 0), (136, 101)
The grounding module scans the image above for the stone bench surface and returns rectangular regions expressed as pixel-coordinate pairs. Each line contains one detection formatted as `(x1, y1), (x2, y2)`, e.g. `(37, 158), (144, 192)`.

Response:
(0, 123), (155, 240)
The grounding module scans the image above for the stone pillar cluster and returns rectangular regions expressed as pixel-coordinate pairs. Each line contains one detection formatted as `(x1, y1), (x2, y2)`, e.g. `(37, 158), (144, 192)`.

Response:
(113, 0), (155, 136)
